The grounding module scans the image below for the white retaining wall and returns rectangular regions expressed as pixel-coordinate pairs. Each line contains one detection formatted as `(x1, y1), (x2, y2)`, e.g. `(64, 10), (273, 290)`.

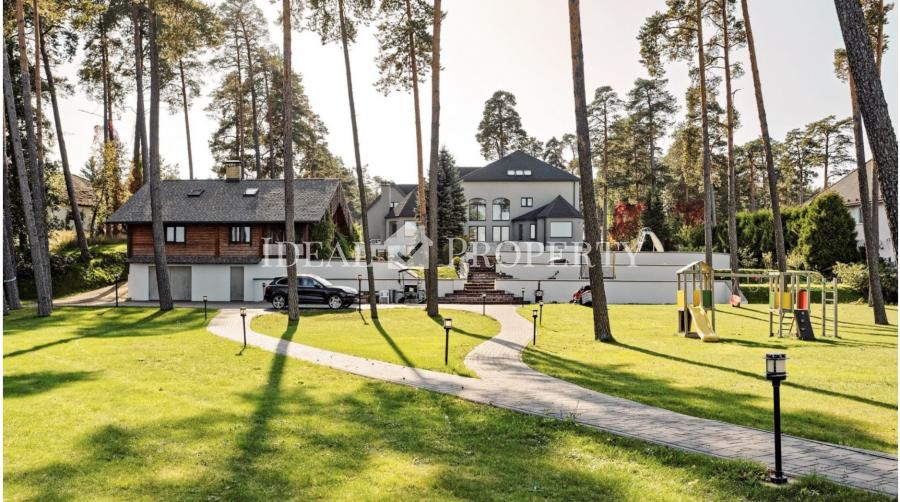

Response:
(127, 252), (731, 305)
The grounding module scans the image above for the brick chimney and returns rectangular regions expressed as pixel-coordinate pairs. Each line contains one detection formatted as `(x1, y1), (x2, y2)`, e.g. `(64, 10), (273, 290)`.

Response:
(224, 160), (242, 182)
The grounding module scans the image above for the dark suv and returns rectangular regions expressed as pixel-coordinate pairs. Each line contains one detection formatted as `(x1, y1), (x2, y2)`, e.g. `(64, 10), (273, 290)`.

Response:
(263, 274), (358, 310)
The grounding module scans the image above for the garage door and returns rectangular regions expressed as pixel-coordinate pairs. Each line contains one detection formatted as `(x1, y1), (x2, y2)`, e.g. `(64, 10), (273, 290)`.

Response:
(149, 266), (192, 301)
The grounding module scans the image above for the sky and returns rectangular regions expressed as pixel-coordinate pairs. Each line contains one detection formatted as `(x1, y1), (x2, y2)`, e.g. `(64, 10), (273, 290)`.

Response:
(53, 0), (899, 187)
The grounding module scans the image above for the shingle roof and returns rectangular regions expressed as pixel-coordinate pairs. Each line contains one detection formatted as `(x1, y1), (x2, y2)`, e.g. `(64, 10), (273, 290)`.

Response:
(71, 175), (97, 207)
(512, 195), (582, 221)
(457, 167), (479, 178)
(391, 192), (418, 218)
(107, 179), (341, 224)
(394, 184), (418, 196)
(461, 151), (579, 182)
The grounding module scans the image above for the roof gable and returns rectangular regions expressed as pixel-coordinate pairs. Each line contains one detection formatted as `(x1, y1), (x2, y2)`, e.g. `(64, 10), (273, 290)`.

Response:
(461, 151), (579, 182)
(513, 195), (582, 221)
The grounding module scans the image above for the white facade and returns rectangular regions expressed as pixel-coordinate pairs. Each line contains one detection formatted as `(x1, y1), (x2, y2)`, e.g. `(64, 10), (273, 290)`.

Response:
(825, 161), (896, 261)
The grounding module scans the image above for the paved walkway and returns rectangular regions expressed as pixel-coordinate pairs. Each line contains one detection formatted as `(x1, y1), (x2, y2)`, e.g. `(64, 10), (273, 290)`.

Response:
(55, 283), (129, 305)
(205, 304), (896, 495)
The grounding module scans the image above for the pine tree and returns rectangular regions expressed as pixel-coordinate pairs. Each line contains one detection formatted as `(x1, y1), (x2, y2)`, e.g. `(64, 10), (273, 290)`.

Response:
(475, 90), (527, 160)
(436, 148), (466, 247)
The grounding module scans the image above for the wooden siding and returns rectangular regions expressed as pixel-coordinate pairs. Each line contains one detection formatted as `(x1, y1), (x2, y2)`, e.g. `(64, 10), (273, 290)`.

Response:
(128, 224), (262, 258)
(127, 223), (313, 259)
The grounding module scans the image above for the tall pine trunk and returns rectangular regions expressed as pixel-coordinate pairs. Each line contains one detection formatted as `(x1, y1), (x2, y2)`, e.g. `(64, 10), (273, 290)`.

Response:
(239, 19), (262, 179)
(14, 0), (53, 316)
(722, 0), (739, 292)
(568, 0), (613, 343)
(132, 1), (149, 184)
(337, 0), (378, 319)
(42, 28), (91, 263)
(178, 60), (194, 179)
(404, 0), (427, 227)
(871, 0), (885, 262)
(425, 0), (442, 317)
(263, 63), (275, 178)
(148, 0), (173, 311)
(848, 74), (888, 324)
(283, 0), (300, 322)
(601, 107), (609, 245)
(741, 0), (786, 271)
(834, 0), (898, 252)
(234, 32), (245, 176)
(2, 124), (21, 310)
(696, 0), (713, 266)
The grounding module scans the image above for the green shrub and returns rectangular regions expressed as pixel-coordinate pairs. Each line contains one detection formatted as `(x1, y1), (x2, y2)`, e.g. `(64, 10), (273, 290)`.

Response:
(833, 262), (869, 294)
(796, 193), (858, 274)
(639, 193), (670, 249)
(879, 260), (898, 303)
(18, 244), (127, 300)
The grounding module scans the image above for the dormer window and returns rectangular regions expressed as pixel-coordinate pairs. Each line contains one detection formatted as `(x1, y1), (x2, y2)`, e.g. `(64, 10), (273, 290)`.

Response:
(187, 189), (204, 197)
(243, 187), (259, 197)
(506, 169), (532, 176)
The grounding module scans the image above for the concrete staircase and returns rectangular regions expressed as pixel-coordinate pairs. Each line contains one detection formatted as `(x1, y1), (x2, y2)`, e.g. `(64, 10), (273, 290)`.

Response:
(439, 256), (521, 304)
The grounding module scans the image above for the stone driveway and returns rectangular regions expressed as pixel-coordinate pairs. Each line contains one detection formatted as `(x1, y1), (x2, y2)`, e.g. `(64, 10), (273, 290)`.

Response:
(206, 304), (897, 496)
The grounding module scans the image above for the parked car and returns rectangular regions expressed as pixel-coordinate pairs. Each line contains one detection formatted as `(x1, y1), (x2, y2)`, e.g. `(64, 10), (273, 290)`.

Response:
(572, 285), (592, 306)
(264, 274), (358, 310)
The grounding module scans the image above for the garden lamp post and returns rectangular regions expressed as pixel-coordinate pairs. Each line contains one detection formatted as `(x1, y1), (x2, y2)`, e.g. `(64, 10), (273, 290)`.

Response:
(532, 308), (538, 345)
(521, 288), (526, 307)
(765, 353), (788, 485)
(443, 318), (452, 365)
(203, 296), (208, 319)
(115, 276), (120, 307)
(539, 300), (544, 325)
(240, 308), (247, 350)
(482, 293), (486, 315)
(357, 274), (362, 313)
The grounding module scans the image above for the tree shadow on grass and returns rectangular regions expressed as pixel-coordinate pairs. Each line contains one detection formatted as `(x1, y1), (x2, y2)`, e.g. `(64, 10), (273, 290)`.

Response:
(524, 348), (896, 452)
(4, 307), (205, 359)
(371, 318), (415, 368)
(4, 370), (99, 398)
(218, 320), (298, 499)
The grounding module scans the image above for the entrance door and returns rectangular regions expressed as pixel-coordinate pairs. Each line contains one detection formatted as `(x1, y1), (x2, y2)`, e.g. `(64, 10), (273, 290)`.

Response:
(230, 267), (244, 301)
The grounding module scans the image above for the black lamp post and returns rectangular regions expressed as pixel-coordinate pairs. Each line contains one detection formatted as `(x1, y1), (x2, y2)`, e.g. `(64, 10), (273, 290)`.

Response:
(115, 276), (120, 307)
(531, 308), (538, 345)
(539, 300), (544, 325)
(482, 293), (486, 315)
(765, 353), (788, 485)
(443, 318), (452, 365)
(240, 307), (248, 350)
(521, 288), (526, 307)
(203, 296), (208, 319)
(357, 274), (363, 313)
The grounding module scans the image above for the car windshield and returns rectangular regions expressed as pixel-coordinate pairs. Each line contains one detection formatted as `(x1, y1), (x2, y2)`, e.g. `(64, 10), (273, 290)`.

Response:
(306, 274), (333, 287)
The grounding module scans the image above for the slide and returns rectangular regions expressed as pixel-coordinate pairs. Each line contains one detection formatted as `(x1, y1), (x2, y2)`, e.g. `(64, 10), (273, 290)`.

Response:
(687, 305), (720, 342)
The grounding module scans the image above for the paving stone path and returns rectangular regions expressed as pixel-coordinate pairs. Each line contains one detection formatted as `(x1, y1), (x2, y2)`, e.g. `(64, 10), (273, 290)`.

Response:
(207, 304), (897, 496)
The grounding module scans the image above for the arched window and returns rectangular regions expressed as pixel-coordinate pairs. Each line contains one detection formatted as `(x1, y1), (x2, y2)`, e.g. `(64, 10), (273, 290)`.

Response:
(492, 198), (510, 221)
(468, 198), (486, 221)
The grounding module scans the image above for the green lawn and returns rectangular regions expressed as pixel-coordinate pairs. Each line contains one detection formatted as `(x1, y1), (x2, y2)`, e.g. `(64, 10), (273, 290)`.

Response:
(408, 266), (460, 279)
(4, 307), (888, 501)
(517, 303), (898, 453)
(251, 308), (497, 377)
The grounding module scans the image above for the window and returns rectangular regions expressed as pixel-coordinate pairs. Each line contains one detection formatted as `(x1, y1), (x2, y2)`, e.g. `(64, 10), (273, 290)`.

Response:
(492, 198), (510, 221)
(523, 170), (531, 175)
(468, 226), (486, 242)
(165, 225), (185, 243)
(468, 198), (486, 221)
(492, 226), (509, 242)
(507, 170), (533, 176)
(390, 201), (399, 211)
(506, 170), (515, 175)
(230, 225), (251, 244)
(848, 206), (861, 224)
(529, 224), (536, 240)
(299, 276), (321, 288)
(243, 187), (259, 197)
(520, 197), (533, 207)
(549, 221), (573, 238)
(403, 221), (418, 237)
(187, 188), (204, 197)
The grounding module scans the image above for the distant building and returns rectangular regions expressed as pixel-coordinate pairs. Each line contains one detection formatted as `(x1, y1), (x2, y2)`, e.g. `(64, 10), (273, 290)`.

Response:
(366, 151), (584, 248)
(822, 160), (895, 261)
(52, 174), (96, 231)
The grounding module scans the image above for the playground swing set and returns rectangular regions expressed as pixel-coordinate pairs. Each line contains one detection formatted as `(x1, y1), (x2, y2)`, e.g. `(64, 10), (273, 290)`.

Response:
(675, 261), (839, 343)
